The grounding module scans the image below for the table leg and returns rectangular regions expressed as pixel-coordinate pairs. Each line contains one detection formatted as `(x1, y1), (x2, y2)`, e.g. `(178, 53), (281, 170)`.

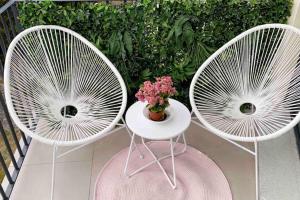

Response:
(122, 118), (144, 159)
(173, 132), (187, 154)
(124, 133), (136, 176)
(170, 138), (176, 189)
(125, 133), (186, 189)
(141, 138), (176, 189)
(182, 132), (187, 153)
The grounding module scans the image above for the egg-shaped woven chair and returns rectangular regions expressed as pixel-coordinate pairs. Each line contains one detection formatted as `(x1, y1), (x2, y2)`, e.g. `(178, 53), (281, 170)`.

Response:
(4, 25), (127, 199)
(190, 24), (300, 200)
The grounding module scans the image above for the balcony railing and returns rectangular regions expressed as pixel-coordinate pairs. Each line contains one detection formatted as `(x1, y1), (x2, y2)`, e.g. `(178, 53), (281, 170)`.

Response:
(0, 1), (30, 199)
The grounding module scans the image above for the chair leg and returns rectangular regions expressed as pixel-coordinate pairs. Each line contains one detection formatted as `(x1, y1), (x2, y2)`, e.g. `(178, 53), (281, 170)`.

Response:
(255, 141), (259, 200)
(50, 145), (57, 200)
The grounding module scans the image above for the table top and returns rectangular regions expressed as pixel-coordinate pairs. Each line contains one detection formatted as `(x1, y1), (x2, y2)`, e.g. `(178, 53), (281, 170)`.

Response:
(125, 99), (191, 140)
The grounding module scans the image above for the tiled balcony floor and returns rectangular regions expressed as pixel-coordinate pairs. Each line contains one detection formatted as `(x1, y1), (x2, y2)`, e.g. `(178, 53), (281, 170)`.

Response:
(10, 123), (255, 200)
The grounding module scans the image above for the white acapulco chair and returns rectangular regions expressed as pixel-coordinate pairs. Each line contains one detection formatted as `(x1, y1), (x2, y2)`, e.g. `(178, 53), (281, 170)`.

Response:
(190, 24), (300, 200)
(4, 25), (140, 199)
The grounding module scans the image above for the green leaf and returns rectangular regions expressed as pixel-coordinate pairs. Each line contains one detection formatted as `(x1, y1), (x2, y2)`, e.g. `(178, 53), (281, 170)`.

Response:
(182, 22), (194, 46)
(108, 32), (120, 56)
(123, 31), (133, 55)
(166, 27), (175, 41)
(141, 68), (152, 80)
(174, 16), (190, 39)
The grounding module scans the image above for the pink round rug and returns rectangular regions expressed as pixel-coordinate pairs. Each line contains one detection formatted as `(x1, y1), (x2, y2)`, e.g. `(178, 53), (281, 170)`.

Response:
(94, 141), (232, 200)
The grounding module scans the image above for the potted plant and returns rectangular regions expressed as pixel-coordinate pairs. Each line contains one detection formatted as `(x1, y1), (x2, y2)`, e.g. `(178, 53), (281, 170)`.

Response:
(135, 76), (177, 121)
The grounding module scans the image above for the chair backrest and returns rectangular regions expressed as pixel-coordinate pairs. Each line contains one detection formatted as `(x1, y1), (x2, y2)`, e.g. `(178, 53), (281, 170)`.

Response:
(190, 24), (300, 142)
(4, 25), (127, 146)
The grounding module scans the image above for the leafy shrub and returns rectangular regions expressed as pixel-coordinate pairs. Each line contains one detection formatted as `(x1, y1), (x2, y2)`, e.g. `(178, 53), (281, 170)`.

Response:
(18, 0), (292, 107)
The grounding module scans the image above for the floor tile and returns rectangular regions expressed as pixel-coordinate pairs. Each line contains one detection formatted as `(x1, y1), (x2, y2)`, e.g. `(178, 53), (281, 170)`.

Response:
(259, 130), (300, 200)
(23, 140), (94, 165)
(10, 162), (92, 200)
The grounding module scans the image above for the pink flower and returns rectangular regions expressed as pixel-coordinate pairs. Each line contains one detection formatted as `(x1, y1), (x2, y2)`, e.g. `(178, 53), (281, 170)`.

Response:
(159, 97), (165, 105)
(156, 76), (177, 95)
(135, 90), (145, 102)
(147, 96), (158, 106)
(135, 76), (177, 108)
(154, 82), (161, 92)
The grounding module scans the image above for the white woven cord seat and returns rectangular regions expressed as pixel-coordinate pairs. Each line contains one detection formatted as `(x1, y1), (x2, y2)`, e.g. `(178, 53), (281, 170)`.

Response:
(4, 25), (130, 199)
(190, 24), (300, 200)
(4, 25), (127, 146)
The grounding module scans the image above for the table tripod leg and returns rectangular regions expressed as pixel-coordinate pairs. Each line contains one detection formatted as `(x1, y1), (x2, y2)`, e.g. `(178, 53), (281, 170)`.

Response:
(173, 135), (180, 149)
(124, 133), (135, 176)
(173, 133), (187, 154)
(170, 138), (176, 189)
(142, 138), (176, 189)
(182, 133), (187, 153)
(122, 118), (144, 159)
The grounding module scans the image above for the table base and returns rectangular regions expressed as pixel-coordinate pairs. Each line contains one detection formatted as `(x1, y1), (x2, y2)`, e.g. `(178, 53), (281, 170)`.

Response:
(124, 133), (187, 189)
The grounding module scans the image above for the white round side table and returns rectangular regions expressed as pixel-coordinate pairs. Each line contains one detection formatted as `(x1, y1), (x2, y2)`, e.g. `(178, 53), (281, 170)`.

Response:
(124, 99), (191, 189)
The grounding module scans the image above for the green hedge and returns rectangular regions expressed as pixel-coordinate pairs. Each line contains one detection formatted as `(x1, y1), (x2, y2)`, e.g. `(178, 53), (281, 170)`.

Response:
(18, 0), (292, 107)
